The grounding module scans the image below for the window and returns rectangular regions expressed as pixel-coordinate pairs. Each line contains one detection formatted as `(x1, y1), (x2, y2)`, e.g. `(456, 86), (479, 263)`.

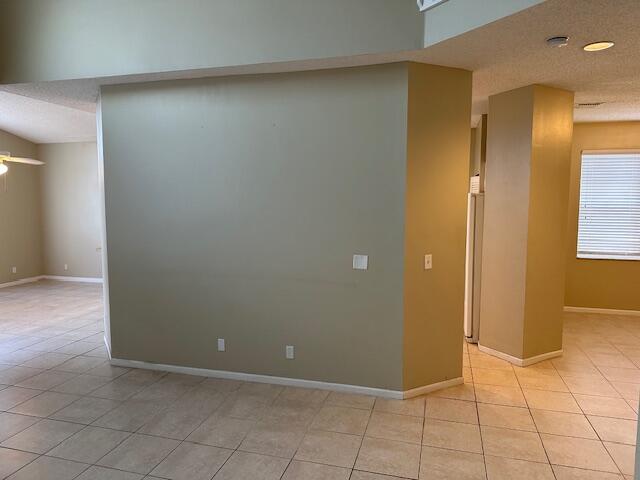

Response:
(577, 151), (640, 260)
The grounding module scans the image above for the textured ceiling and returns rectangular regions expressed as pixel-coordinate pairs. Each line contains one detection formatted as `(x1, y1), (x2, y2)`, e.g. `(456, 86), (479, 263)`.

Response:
(1, 0), (639, 143)
(412, 0), (640, 124)
(0, 91), (96, 143)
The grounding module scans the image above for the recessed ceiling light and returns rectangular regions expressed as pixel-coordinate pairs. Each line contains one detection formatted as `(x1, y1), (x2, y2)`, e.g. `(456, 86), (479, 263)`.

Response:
(546, 36), (570, 48)
(583, 41), (615, 52)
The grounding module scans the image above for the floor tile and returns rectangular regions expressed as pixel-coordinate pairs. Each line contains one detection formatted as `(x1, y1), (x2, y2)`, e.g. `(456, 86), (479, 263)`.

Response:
(1, 418), (84, 454)
(481, 426), (547, 462)
(91, 399), (166, 431)
(149, 442), (232, 480)
(310, 405), (371, 435)
(355, 437), (421, 479)
(374, 397), (425, 417)
(75, 465), (144, 480)
(599, 367), (640, 384)
(238, 421), (305, 458)
(326, 391), (376, 410)
(281, 460), (351, 480)
(425, 397), (478, 424)
(515, 370), (568, 392)
(530, 409), (597, 438)
(212, 451), (289, 479)
(50, 396), (120, 424)
(469, 353), (513, 371)
(48, 426), (130, 463)
(294, 430), (361, 467)
(277, 386), (328, 406)
(98, 433), (180, 474)
(522, 389), (581, 413)
(485, 455), (555, 480)
(563, 376), (621, 397)
(604, 442), (635, 475)
(14, 370), (77, 390)
(588, 416), (637, 444)
(199, 378), (243, 393)
(474, 384), (527, 407)
(552, 465), (624, 479)
(9, 391), (79, 417)
(472, 368), (519, 387)
(419, 446), (485, 480)
(429, 383), (476, 402)
(366, 411), (423, 444)
(574, 394), (637, 419)
(0, 447), (38, 479)
(0, 386), (41, 410)
(186, 414), (254, 449)
(478, 403), (536, 431)
(215, 394), (270, 421)
(422, 418), (482, 453)
(0, 412), (39, 442)
(6, 455), (88, 480)
(540, 433), (619, 473)
(51, 374), (111, 395)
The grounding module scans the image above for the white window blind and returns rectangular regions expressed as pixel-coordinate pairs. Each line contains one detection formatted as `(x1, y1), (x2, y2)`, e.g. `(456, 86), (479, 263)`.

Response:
(577, 152), (640, 260)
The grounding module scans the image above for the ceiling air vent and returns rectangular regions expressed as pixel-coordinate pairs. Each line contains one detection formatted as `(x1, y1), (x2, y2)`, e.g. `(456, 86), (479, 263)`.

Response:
(575, 102), (605, 108)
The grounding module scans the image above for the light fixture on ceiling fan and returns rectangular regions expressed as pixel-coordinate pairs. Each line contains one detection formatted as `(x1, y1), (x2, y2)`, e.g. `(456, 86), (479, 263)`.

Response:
(0, 151), (45, 175)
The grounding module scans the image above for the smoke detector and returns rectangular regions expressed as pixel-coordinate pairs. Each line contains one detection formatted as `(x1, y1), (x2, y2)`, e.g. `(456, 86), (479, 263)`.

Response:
(546, 36), (570, 48)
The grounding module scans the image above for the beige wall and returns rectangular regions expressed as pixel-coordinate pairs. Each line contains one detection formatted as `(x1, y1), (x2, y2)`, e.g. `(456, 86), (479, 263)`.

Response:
(100, 63), (472, 391)
(0, 130), (43, 284)
(522, 86), (574, 358)
(565, 122), (640, 311)
(0, 0), (422, 84)
(38, 142), (102, 278)
(481, 85), (573, 360)
(403, 63), (471, 389)
(101, 65), (409, 390)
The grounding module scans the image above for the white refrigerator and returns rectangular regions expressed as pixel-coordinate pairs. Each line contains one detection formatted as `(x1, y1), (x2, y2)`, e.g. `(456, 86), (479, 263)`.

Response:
(464, 178), (484, 344)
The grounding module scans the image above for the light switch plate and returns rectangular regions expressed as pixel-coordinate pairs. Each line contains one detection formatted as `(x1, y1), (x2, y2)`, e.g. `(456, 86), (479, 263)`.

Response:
(11, 266), (16, 274)
(352, 254), (368, 270)
(217, 338), (225, 352)
(424, 254), (433, 270)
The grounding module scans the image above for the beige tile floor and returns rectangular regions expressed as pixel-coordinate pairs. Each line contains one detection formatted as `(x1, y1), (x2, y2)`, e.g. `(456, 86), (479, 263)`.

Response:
(0, 280), (637, 479)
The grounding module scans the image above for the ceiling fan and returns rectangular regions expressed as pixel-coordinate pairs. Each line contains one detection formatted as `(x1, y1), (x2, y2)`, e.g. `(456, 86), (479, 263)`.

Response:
(0, 151), (45, 175)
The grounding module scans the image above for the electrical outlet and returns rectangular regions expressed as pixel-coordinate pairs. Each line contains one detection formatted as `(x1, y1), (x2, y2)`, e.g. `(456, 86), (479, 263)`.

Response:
(217, 338), (225, 352)
(64, 264), (68, 271)
(11, 266), (16, 274)
(424, 254), (433, 270)
(285, 345), (295, 359)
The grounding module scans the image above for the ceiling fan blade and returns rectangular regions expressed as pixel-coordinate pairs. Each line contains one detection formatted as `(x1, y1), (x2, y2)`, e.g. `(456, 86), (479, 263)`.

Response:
(4, 157), (45, 166)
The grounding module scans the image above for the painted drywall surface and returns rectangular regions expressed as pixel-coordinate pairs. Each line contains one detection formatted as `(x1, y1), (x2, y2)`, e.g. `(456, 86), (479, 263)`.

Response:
(403, 63), (471, 390)
(480, 87), (534, 359)
(0, 0), (423, 84)
(38, 143), (102, 278)
(565, 122), (640, 311)
(100, 65), (408, 390)
(481, 85), (573, 359)
(0, 130), (42, 284)
(522, 85), (573, 358)
(423, 0), (544, 46)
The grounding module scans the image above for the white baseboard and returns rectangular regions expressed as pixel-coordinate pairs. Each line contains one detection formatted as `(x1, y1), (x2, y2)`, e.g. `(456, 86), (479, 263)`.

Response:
(103, 336), (112, 360)
(0, 276), (43, 289)
(109, 356), (460, 400)
(564, 306), (640, 317)
(403, 377), (463, 398)
(43, 275), (103, 284)
(0, 275), (103, 288)
(478, 344), (563, 367)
